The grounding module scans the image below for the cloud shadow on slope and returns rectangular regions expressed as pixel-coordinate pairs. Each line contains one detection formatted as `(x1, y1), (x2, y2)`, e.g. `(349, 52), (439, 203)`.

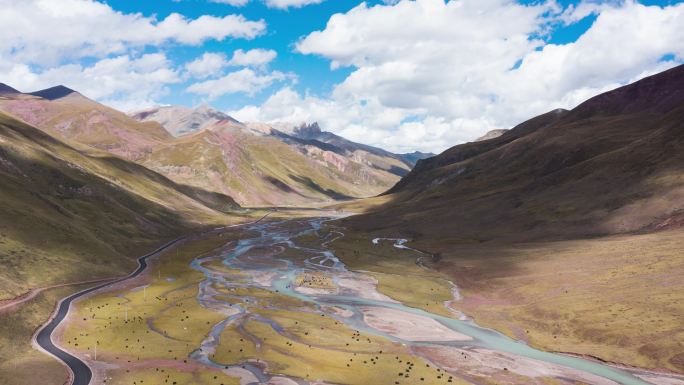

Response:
(288, 174), (353, 201)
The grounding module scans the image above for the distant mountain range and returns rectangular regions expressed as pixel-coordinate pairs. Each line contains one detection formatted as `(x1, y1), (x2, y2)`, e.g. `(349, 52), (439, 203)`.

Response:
(131, 105), (431, 170)
(130, 106), (431, 206)
(0, 86), (432, 206)
(348, 64), (684, 241)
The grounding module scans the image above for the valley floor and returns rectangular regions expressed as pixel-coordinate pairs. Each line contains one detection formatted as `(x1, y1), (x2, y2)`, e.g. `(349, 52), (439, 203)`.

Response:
(13, 212), (684, 385)
(402, 230), (684, 376)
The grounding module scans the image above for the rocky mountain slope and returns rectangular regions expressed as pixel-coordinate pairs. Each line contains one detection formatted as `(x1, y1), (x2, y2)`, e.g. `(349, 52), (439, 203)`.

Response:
(130, 107), (419, 206)
(0, 84), (20, 94)
(130, 104), (240, 137)
(280, 122), (432, 172)
(138, 119), (403, 206)
(475, 129), (508, 141)
(397, 150), (435, 165)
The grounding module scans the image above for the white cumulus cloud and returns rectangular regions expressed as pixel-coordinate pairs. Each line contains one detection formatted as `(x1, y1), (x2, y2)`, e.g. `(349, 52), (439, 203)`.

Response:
(228, 49), (278, 68)
(264, 0), (324, 9)
(0, 0), (266, 66)
(0, 0), (267, 110)
(0, 53), (181, 111)
(211, 0), (324, 9)
(187, 68), (292, 99)
(185, 48), (277, 80)
(240, 0), (684, 153)
(210, 0), (251, 6)
(185, 53), (229, 79)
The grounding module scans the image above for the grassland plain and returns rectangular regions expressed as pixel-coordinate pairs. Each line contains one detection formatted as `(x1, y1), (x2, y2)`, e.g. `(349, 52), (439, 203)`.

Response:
(42, 214), (677, 385)
(0, 223), (258, 385)
(231, 318), (467, 385)
(105, 367), (241, 385)
(56, 229), (249, 385)
(214, 243), (477, 384)
(56, 217), (480, 385)
(422, 230), (684, 374)
(319, 228), (458, 318)
(328, 224), (684, 375)
(188, 217), (618, 385)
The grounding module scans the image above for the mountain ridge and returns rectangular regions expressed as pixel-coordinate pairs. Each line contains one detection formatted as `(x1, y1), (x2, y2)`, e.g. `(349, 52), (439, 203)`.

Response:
(126, 105), (425, 205)
(355, 64), (684, 241)
(0, 85), (172, 160)
(0, 85), (416, 206)
(138, 119), (405, 206)
(475, 129), (508, 142)
(28, 85), (78, 100)
(0, 83), (20, 94)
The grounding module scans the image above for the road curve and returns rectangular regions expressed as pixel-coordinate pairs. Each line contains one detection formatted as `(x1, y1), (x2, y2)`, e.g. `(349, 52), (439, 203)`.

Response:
(34, 237), (185, 385)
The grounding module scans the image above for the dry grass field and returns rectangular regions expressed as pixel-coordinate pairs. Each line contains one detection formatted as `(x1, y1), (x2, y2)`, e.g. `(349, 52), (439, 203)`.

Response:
(330, 225), (684, 374)
(417, 229), (684, 374)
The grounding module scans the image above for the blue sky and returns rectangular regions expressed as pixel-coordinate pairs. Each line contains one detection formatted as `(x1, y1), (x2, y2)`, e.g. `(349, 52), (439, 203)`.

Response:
(101, 0), (605, 110)
(96, 0), (680, 111)
(103, 0), (358, 109)
(1, 0), (683, 152)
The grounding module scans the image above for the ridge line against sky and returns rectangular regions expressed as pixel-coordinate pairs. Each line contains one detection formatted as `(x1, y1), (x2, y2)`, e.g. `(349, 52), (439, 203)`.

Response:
(0, 0), (682, 153)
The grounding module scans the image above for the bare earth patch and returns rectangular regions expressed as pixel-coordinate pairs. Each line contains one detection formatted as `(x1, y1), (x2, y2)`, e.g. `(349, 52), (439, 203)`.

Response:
(415, 345), (620, 385)
(337, 273), (399, 303)
(360, 306), (471, 342)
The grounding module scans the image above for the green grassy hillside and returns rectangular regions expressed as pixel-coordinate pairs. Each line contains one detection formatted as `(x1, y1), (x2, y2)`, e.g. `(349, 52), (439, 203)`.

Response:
(0, 111), (242, 299)
(340, 64), (684, 373)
